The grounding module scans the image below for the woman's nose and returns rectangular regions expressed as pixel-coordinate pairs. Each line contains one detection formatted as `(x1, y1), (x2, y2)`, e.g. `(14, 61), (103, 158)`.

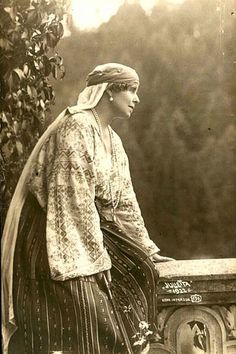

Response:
(134, 94), (140, 104)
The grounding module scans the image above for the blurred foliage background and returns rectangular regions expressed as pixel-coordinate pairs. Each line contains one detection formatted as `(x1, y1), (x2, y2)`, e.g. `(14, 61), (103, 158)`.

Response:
(52, 0), (236, 259)
(1, 0), (236, 259)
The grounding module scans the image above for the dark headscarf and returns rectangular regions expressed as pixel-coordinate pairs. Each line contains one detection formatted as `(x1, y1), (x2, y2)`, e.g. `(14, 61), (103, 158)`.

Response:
(86, 63), (139, 87)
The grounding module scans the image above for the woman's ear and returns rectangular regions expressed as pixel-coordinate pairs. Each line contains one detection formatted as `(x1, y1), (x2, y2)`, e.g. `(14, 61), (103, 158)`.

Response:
(106, 89), (114, 102)
(106, 88), (112, 95)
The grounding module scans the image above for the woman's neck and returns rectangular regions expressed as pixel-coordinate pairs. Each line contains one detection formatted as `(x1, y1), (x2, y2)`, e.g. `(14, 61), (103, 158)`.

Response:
(91, 107), (110, 137)
(94, 109), (109, 129)
(91, 107), (113, 156)
(92, 99), (114, 129)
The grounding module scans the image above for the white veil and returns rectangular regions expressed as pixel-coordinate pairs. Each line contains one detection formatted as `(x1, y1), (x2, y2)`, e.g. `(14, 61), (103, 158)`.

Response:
(1, 82), (108, 353)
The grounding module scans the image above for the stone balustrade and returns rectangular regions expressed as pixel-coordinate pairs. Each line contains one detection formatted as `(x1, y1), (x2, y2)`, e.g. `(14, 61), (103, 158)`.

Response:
(150, 258), (236, 354)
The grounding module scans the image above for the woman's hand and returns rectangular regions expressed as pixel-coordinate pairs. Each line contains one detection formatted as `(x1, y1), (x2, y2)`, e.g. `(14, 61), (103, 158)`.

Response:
(150, 253), (175, 263)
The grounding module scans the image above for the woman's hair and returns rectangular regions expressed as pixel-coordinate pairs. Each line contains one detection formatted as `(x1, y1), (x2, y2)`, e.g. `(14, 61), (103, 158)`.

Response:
(86, 63), (139, 87)
(107, 82), (138, 92)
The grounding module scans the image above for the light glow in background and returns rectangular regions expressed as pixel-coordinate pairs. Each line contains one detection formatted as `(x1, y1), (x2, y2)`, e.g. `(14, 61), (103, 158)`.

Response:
(70, 0), (184, 30)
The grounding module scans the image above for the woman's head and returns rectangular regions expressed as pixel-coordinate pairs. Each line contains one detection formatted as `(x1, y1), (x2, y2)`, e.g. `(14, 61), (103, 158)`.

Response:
(76, 63), (140, 119)
(86, 63), (139, 87)
(87, 63), (140, 119)
(105, 82), (140, 119)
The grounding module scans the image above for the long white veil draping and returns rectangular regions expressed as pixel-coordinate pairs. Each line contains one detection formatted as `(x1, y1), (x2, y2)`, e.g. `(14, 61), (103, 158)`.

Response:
(1, 82), (108, 353)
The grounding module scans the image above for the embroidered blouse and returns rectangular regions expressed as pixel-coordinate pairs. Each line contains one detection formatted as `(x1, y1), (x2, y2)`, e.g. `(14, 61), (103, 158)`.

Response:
(27, 110), (160, 280)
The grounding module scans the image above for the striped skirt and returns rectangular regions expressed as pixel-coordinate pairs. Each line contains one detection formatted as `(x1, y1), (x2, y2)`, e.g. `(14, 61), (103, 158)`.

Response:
(9, 193), (158, 354)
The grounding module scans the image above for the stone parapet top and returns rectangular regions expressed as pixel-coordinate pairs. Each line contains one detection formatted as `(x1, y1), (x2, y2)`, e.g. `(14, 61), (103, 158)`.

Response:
(155, 258), (236, 280)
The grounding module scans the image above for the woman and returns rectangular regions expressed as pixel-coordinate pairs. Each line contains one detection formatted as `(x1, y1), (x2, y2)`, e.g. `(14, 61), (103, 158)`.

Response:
(2, 63), (172, 354)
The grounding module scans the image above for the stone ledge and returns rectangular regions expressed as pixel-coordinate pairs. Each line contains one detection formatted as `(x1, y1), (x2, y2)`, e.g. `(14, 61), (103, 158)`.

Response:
(155, 258), (236, 307)
(151, 259), (236, 353)
(155, 258), (236, 279)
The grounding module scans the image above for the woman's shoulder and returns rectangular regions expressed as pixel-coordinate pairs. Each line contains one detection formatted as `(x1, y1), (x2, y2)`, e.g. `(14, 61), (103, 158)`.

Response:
(58, 108), (94, 134)
(69, 107), (93, 126)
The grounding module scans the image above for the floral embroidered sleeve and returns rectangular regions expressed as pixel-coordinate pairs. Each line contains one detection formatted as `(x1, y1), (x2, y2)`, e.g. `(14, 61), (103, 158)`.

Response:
(28, 114), (112, 281)
(115, 155), (160, 256)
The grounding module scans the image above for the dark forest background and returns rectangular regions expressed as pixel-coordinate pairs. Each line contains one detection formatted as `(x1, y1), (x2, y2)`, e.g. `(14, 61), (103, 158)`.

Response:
(50, 0), (236, 260)
(3, 0), (235, 260)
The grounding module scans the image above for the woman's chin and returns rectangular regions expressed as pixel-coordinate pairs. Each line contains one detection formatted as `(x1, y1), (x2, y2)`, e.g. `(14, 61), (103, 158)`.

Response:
(115, 113), (132, 120)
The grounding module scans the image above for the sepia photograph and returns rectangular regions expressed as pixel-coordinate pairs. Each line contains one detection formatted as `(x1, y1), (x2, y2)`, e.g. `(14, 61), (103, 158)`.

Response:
(1, 0), (236, 353)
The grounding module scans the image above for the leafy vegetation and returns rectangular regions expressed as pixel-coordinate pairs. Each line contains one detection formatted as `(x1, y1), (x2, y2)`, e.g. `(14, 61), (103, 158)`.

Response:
(0, 0), (66, 217)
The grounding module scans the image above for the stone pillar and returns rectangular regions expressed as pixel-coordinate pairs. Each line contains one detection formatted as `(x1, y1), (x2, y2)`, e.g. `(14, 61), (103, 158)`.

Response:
(149, 258), (236, 354)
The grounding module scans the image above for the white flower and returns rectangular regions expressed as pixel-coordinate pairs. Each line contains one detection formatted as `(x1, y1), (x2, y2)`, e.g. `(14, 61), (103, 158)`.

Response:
(144, 330), (153, 337)
(132, 320), (153, 347)
(139, 321), (149, 330)
(123, 305), (132, 313)
(133, 337), (146, 346)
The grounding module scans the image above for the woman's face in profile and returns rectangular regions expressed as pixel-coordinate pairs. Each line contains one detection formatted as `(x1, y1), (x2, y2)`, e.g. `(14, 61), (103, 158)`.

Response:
(111, 85), (140, 119)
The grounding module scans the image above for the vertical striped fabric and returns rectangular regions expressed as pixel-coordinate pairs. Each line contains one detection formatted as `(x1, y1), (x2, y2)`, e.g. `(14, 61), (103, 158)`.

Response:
(9, 193), (158, 354)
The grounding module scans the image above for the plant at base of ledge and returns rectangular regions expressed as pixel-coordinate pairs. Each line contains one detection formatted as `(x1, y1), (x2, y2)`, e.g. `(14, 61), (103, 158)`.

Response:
(132, 321), (153, 347)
